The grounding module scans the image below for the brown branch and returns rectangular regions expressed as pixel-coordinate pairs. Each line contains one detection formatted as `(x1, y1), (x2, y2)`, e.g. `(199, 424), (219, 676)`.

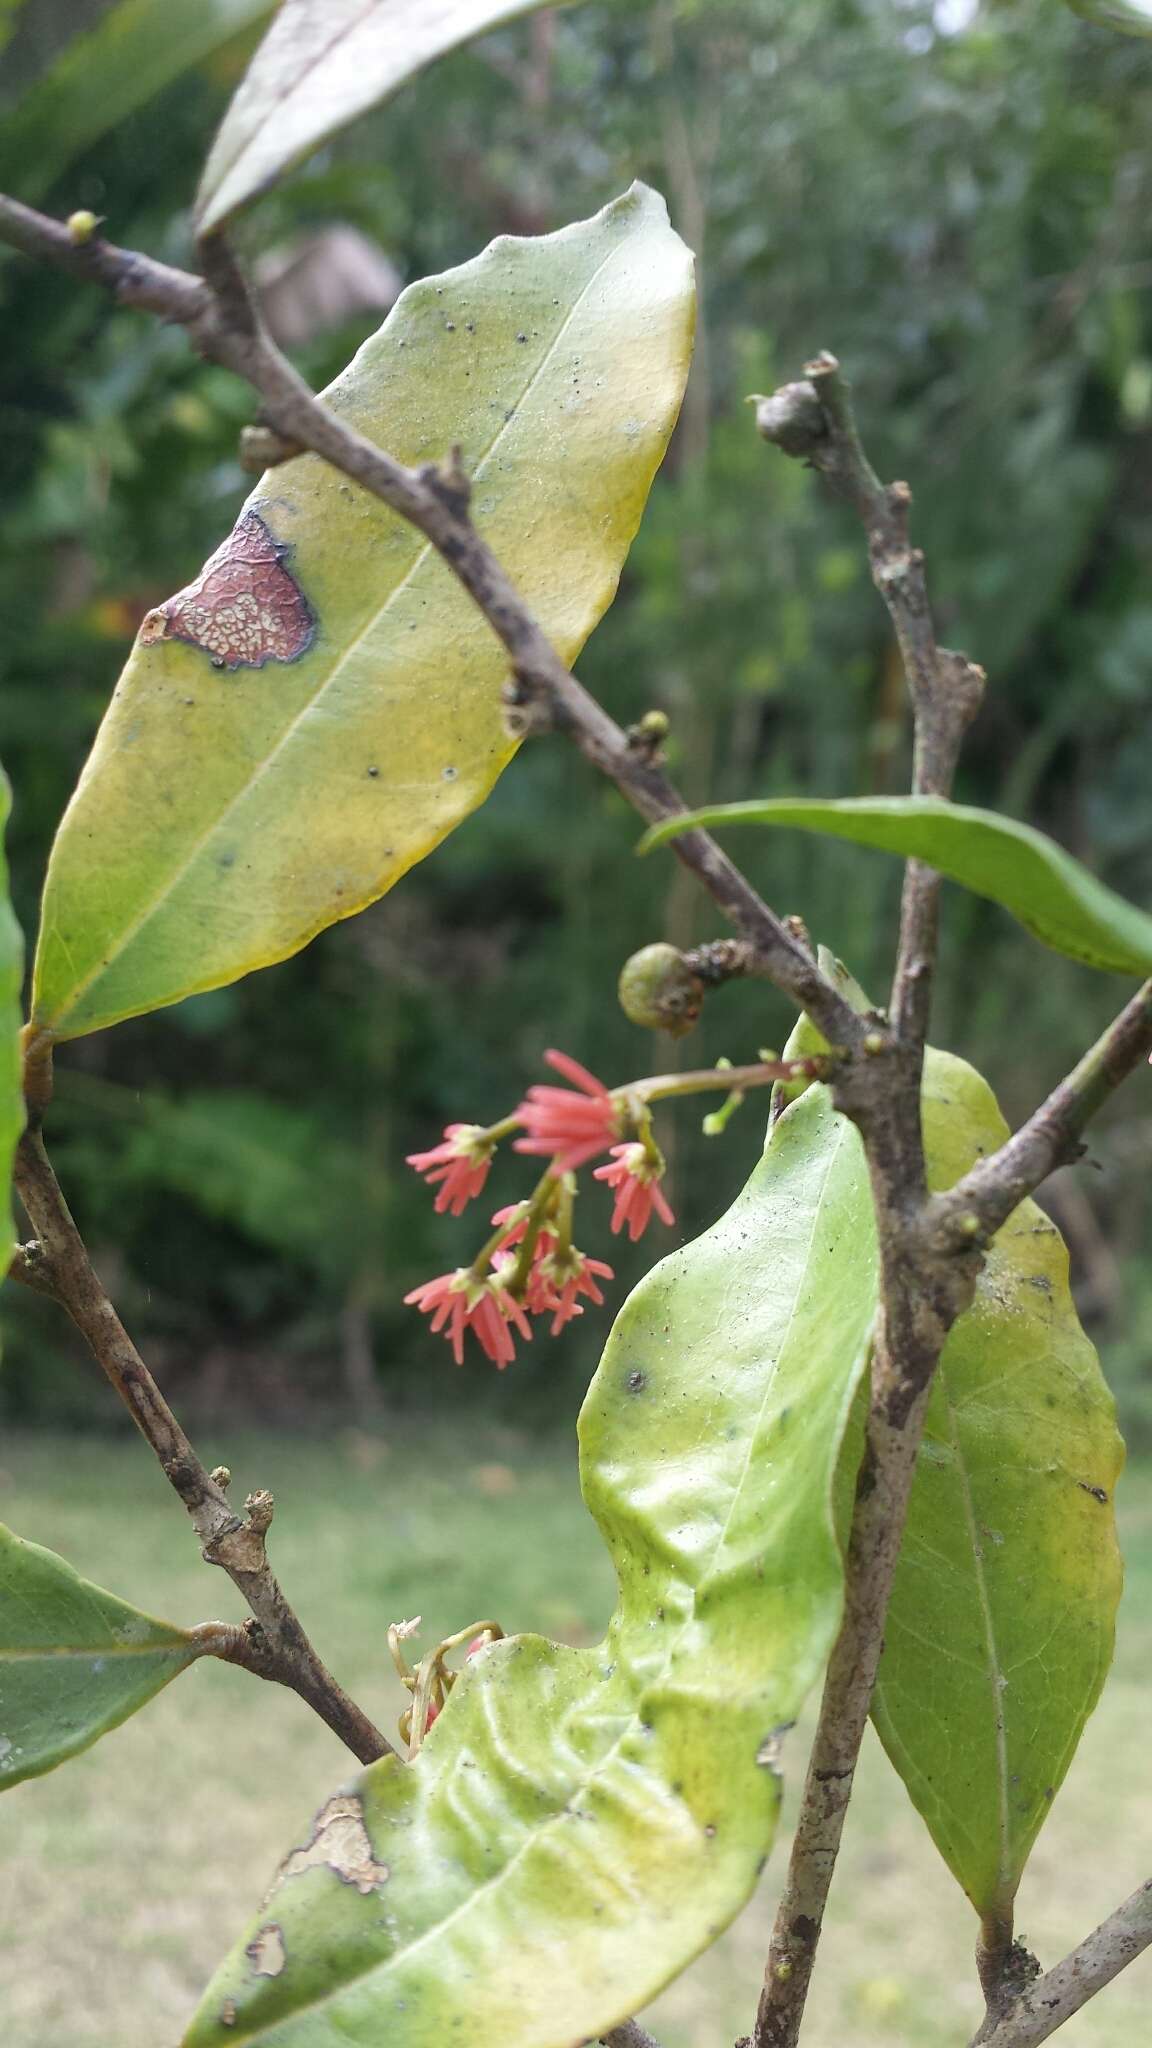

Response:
(755, 1365), (934, 2045)
(970, 1879), (1152, 2048)
(12, 1127), (394, 1767)
(803, 353), (983, 1052)
(751, 368), (1151, 2048)
(754, 354), (985, 1053)
(929, 978), (1152, 1249)
(601, 2022), (664, 2048)
(0, 192), (864, 1060)
(751, 359), (986, 2048)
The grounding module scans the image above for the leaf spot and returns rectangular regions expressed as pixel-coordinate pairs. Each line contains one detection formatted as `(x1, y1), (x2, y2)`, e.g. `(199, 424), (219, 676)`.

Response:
(140, 509), (316, 672)
(756, 1721), (796, 1775)
(246, 1924), (286, 1978)
(277, 1793), (389, 1895)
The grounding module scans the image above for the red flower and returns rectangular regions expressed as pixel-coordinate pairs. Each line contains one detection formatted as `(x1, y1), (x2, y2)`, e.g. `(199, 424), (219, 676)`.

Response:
(406, 1124), (494, 1216)
(404, 1269), (532, 1369)
(489, 1204), (557, 1313)
(487, 1202), (540, 1248)
(488, 1205), (613, 1331)
(513, 1050), (623, 1173)
(535, 1248), (615, 1333)
(594, 1142), (676, 1242)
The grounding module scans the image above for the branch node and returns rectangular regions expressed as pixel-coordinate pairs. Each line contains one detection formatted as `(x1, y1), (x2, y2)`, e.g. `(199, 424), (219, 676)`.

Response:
(20, 1023), (55, 1121)
(685, 937), (755, 986)
(625, 708), (670, 761)
(782, 913), (816, 959)
(210, 1464), (232, 1492)
(240, 422), (304, 471)
(244, 1488), (275, 1536)
(750, 380), (828, 459)
(502, 671), (556, 740)
(418, 443), (472, 519)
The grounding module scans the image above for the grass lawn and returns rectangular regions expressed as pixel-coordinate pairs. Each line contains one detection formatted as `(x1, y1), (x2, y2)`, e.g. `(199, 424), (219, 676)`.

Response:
(2, 1422), (1150, 2048)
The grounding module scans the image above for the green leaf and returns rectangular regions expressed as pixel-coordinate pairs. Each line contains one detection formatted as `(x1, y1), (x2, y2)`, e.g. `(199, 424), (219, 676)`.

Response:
(1067, 0), (1152, 37)
(0, 1525), (205, 1788)
(31, 186), (693, 1043)
(871, 1051), (1123, 1923)
(775, 982), (1120, 1921)
(641, 796), (1152, 976)
(184, 1082), (878, 2048)
(0, 769), (24, 1274)
(0, 0), (275, 206)
(196, 1), (571, 234)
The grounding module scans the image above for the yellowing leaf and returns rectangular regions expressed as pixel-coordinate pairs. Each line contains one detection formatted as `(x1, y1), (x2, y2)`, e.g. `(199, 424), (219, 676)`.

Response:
(0, 1525), (204, 1789)
(31, 186), (693, 1042)
(196, 0), (573, 234)
(184, 1082), (878, 2047)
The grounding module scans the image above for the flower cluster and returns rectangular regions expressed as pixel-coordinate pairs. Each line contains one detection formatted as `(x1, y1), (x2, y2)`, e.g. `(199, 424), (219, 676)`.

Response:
(404, 1049), (676, 1367)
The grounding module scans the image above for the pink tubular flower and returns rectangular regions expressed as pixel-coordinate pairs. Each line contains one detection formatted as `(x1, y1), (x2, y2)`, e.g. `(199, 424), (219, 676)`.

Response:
(535, 1248), (615, 1333)
(406, 1123), (493, 1216)
(594, 1142), (676, 1242)
(488, 1205), (557, 1313)
(403, 1269), (532, 1369)
(488, 1205), (613, 1330)
(513, 1050), (623, 1173)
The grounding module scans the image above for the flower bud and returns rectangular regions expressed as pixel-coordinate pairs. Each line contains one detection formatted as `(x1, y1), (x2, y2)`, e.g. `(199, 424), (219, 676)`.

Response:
(749, 381), (828, 458)
(67, 210), (101, 245)
(617, 943), (704, 1037)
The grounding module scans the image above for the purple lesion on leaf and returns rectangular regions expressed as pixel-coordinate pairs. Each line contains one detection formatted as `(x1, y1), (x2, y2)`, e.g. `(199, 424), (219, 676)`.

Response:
(139, 508), (316, 672)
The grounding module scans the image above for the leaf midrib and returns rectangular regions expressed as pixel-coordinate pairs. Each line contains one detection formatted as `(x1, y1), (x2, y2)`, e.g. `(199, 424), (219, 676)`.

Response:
(1, 1640), (190, 1661)
(48, 227), (628, 1030)
(939, 1365), (1013, 1904)
(229, 1101), (865, 2040)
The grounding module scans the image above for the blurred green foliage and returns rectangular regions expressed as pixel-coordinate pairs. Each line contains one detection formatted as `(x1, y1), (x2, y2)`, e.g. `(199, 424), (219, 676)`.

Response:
(2, 0), (1151, 1431)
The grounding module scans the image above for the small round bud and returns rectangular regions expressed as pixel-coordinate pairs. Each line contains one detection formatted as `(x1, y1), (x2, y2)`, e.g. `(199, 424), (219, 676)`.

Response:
(67, 210), (101, 245)
(626, 708), (670, 758)
(749, 381), (828, 458)
(774, 1960), (794, 1983)
(617, 943), (705, 1038)
(862, 1030), (888, 1055)
(957, 1211), (983, 1239)
(637, 709), (669, 740)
